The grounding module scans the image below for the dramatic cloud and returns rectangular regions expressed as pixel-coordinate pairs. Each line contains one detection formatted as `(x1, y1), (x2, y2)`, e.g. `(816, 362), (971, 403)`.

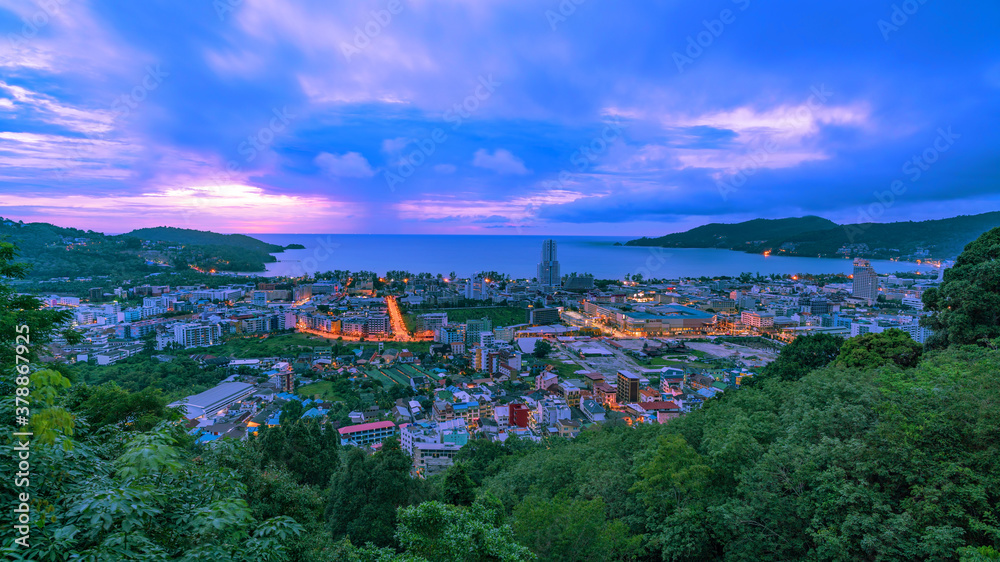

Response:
(0, 0), (997, 234)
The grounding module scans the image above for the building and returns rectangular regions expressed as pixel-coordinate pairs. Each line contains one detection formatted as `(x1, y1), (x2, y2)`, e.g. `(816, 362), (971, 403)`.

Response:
(529, 307), (561, 326)
(537, 396), (571, 427)
(401, 419), (470, 476)
(172, 322), (222, 348)
(89, 287), (103, 302)
(465, 318), (492, 346)
(741, 311), (775, 329)
(617, 370), (640, 405)
(338, 420), (397, 447)
(580, 398), (606, 423)
(465, 276), (488, 300)
(168, 382), (256, 420)
(416, 312), (448, 333)
(509, 403), (530, 428)
(805, 297), (830, 315)
(537, 239), (561, 289)
(252, 291), (268, 307)
(852, 258), (879, 304)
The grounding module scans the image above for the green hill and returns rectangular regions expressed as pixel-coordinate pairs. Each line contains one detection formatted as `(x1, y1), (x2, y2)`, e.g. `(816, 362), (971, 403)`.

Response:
(0, 219), (288, 279)
(626, 211), (1000, 260)
(122, 227), (286, 253)
(626, 216), (837, 250)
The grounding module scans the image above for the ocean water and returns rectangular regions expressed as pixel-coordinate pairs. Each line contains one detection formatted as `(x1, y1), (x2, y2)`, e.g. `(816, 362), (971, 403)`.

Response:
(250, 234), (939, 280)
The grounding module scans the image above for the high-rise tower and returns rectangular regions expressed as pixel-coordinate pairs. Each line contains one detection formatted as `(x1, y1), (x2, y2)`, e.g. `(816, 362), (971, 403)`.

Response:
(852, 258), (879, 304)
(537, 239), (561, 289)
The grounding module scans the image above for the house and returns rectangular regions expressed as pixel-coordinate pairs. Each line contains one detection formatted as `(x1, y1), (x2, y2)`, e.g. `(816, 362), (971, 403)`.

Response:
(556, 418), (581, 438)
(639, 400), (682, 423)
(580, 398), (606, 423)
(338, 420), (397, 447)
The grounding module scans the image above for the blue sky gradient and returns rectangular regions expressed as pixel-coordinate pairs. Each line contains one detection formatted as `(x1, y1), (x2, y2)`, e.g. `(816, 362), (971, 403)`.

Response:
(1, 0), (998, 235)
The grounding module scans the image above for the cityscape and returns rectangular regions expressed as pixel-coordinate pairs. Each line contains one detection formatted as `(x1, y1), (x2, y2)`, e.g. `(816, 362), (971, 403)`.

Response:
(2, 1), (999, 560)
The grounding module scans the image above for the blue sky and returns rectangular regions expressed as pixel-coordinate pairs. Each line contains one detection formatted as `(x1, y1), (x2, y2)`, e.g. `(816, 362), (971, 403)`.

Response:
(0, 0), (998, 235)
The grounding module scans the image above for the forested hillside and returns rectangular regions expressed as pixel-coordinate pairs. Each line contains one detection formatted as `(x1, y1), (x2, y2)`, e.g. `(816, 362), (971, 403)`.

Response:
(0, 218), (289, 279)
(124, 227), (286, 253)
(627, 211), (1000, 260)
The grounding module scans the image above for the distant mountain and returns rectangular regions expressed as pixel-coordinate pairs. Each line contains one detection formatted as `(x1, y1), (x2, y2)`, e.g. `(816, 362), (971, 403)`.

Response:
(122, 227), (286, 253)
(626, 216), (838, 249)
(626, 211), (1000, 260)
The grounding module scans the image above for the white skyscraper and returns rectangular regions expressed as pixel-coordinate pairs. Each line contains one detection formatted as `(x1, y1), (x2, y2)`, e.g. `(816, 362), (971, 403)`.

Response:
(852, 258), (879, 304)
(537, 239), (561, 289)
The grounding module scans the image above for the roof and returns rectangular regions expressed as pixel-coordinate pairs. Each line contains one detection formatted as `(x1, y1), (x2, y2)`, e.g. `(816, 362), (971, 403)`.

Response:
(167, 382), (256, 419)
(640, 401), (680, 411)
(338, 420), (396, 435)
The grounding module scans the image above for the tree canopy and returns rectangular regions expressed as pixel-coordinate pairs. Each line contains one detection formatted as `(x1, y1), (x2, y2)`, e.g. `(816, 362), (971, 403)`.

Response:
(923, 226), (1000, 348)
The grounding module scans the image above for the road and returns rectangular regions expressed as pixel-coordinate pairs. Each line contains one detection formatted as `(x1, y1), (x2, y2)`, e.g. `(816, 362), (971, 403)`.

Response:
(384, 295), (413, 342)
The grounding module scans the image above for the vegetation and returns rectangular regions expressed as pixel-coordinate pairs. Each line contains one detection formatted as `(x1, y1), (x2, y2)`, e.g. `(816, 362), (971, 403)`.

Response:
(627, 216), (837, 250)
(627, 211), (1000, 260)
(5, 229), (1000, 560)
(835, 328), (923, 369)
(922, 226), (1000, 348)
(532, 340), (552, 358)
(753, 332), (842, 382)
(403, 306), (529, 332)
(74, 355), (229, 399)
(0, 218), (295, 281)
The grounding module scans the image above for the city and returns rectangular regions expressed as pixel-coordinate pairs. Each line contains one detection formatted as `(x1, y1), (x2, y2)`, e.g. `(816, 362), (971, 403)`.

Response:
(41, 239), (943, 466)
(2, 0), (999, 560)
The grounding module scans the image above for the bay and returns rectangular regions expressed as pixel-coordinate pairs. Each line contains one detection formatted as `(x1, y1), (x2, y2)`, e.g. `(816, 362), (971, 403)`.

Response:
(250, 234), (940, 280)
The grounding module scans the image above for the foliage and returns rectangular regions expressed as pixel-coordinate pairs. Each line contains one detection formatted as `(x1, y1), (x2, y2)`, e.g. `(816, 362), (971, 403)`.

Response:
(326, 440), (435, 548)
(512, 495), (640, 562)
(835, 328), (923, 369)
(532, 340), (552, 359)
(64, 383), (179, 432)
(441, 463), (475, 506)
(250, 418), (340, 487)
(394, 499), (535, 561)
(626, 212), (1000, 260)
(74, 354), (228, 398)
(756, 333), (841, 382)
(923, 226), (1000, 348)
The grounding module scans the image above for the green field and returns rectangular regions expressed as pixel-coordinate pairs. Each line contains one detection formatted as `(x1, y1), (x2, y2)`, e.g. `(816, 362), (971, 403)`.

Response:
(647, 358), (713, 369)
(295, 381), (340, 401)
(404, 307), (529, 331)
(537, 359), (586, 378)
(186, 332), (326, 358)
(362, 364), (435, 387)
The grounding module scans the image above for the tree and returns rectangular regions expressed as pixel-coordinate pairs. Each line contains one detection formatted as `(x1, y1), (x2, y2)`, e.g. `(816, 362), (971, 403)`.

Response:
(279, 399), (305, 425)
(326, 439), (434, 547)
(395, 498), (535, 561)
(512, 495), (638, 562)
(835, 329), (923, 369)
(532, 340), (552, 359)
(442, 462), (476, 506)
(923, 227), (1000, 348)
(66, 383), (179, 432)
(251, 417), (340, 486)
(756, 333), (841, 382)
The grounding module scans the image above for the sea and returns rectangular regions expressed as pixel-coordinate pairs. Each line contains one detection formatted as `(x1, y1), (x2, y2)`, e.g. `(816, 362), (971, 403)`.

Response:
(248, 234), (941, 280)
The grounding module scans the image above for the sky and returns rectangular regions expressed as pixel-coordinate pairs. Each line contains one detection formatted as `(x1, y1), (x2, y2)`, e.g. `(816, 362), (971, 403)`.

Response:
(0, 0), (998, 236)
